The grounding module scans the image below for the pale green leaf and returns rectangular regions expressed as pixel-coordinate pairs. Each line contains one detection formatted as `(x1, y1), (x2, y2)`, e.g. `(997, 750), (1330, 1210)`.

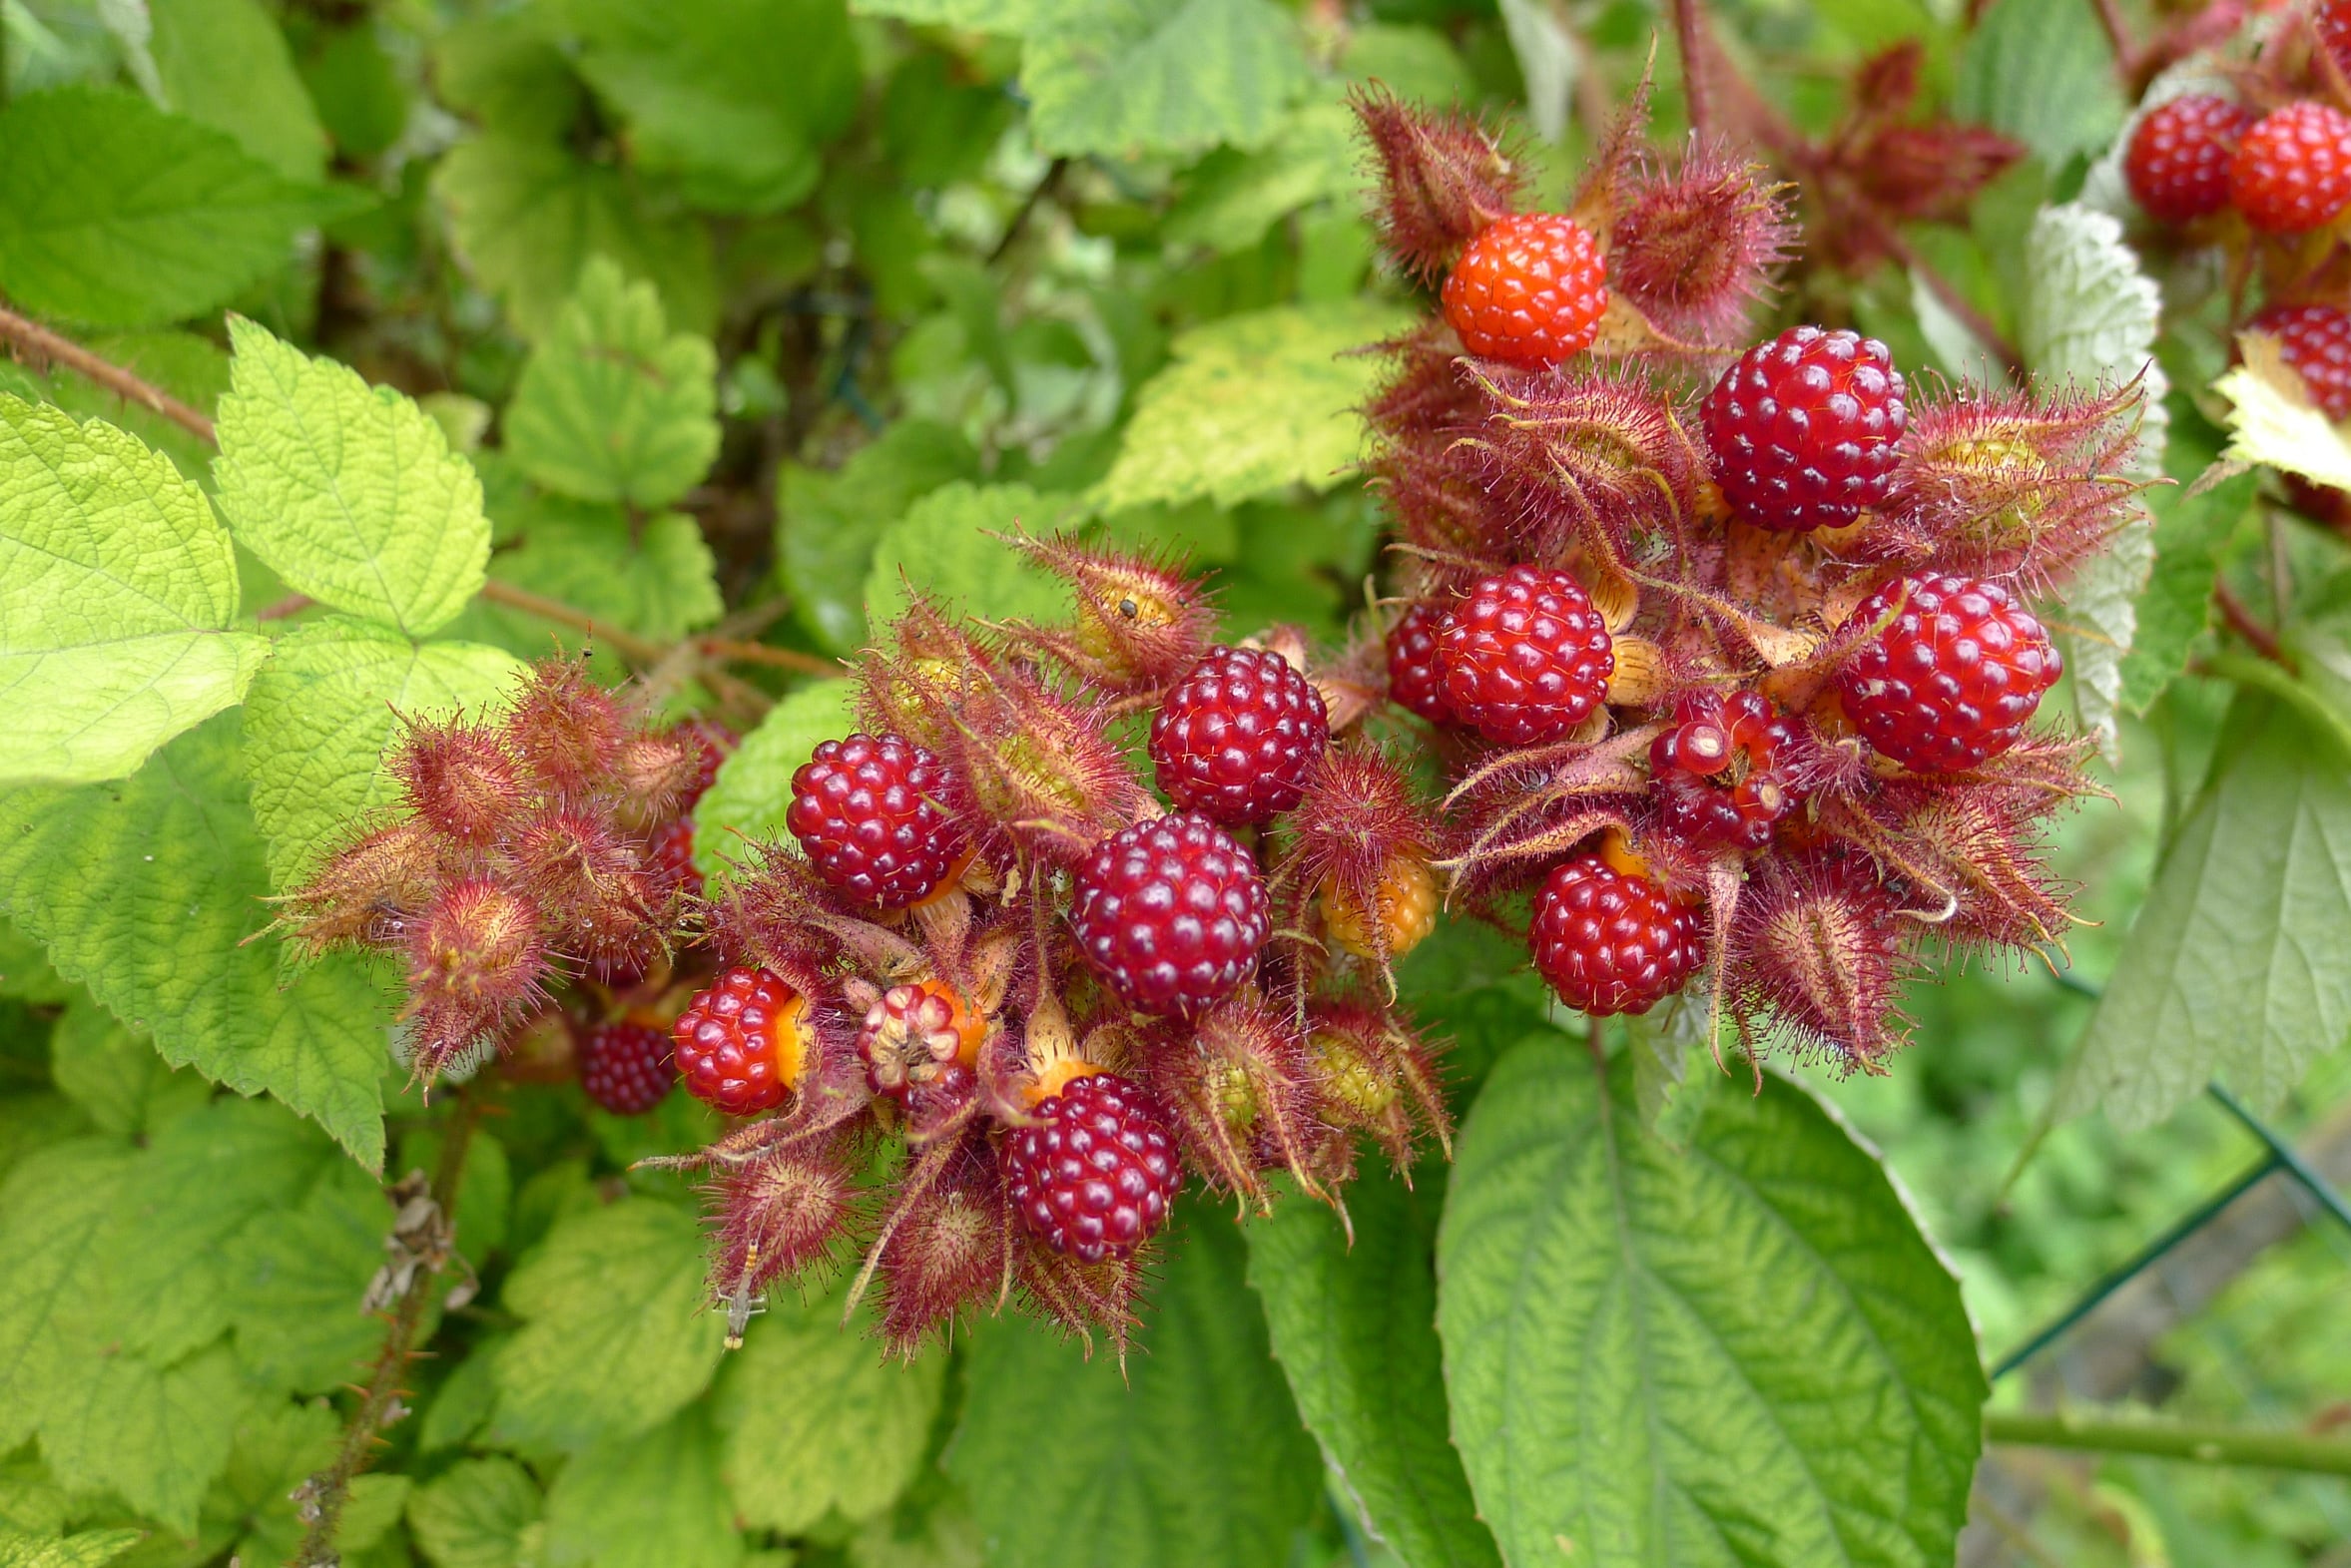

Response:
(0, 85), (364, 329)
(1953, 0), (2126, 168)
(951, 1207), (1321, 1568)
(50, 995), (209, 1136)
(778, 419), (981, 655)
(2058, 692), (2351, 1129)
(505, 259), (721, 509)
(433, 135), (718, 340)
(1023, 0), (1311, 158)
(1166, 99), (1363, 254)
(2119, 468), (2257, 714)
(0, 1527), (142, 1568)
(242, 617), (523, 888)
(202, 1396), (340, 1565)
(557, 0), (859, 215)
(149, 0), (329, 182)
(1246, 1169), (1501, 1568)
(847, 0), (1046, 26)
(224, 1160), (396, 1393)
(341, 1474), (414, 1553)
(1089, 301), (1411, 513)
(434, 14), (586, 142)
(1624, 997), (1721, 1152)
(715, 1292), (945, 1533)
(1438, 1046), (1986, 1568)
(46, 329), (232, 484)
(215, 318), (491, 637)
(492, 1198), (725, 1450)
(408, 1455), (543, 1568)
(692, 679), (857, 885)
(543, 1405), (742, 1568)
(0, 713), (391, 1167)
(864, 481), (1079, 629)
(2214, 329), (2351, 494)
(0, 1446), (72, 1537)
(0, 397), (266, 784)
(37, 1336), (241, 1535)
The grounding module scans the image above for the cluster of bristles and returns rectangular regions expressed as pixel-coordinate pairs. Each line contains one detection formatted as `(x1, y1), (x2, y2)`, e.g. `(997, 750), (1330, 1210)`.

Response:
(2122, 2), (2351, 422)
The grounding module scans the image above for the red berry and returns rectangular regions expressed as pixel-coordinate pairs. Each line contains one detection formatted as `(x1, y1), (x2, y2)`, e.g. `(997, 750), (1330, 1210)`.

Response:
(2230, 102), (2351, 234)
(673, 965), (809, 1116)
(2249, 301), (2351, 419)
(647, 816), (702, 898)
(1648, 691), (1801, 851)
(859, 980), (985, 1104)
(1003, 1072), (1179, 1263)
(1838, 574), (2061, 773)
(786, 734), (968, 910)
(2323, 0), (2351, 79)
(1386, 603), (1452, 723)
(578, 1020), (677, 1116)
(1148, 646), (1330, 825)
(1436, 566), (1614, 747)
(2124, 94), (2253, 225)
(1703, 326), (1907, 533)
(1440, 213), (1609, 368)
(1529, 855), (1702, 1016)
(1069, 813), (1269, 1018)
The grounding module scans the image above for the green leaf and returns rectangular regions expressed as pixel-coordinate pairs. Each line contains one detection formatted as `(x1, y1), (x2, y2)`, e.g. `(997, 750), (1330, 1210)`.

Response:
(557, 0), (859, 215)
(45, 329), (232, 484)
(1166, 99), (1363, 254)
(1438, 1046), (1987, 1568)
(149, 0), (329, 182)
(543, 1404), (742, 1568)
(0, 713), (391, 1167)
(242, 618), (523, 888)
(201, 1396), (340, 1565)
(864, 481), (1080, 629)
(950, 1206), (1322, 1568)
(224, 1159), (395, 1393)
(49, 995), (210, 1137)
(715, 1291), (945, 1533)
(435, 15), (587, 142)
(0, 86), (364, 329)
(492, 1198), (725, 1450)
(0, 397), (266, 785)
(215, 318), (491, 637)
(1023, 0), (1311, 159)
(778, 420), (982, 655)
(1953, 0), (2127, 170)
(1246, 1169), (1501, 1568)
(2118, 469), (2258, 714)
(505, 259), (721, 509)
(1623, 998), (1720, 1152)
(433, 135), (718, 340)
(692, 679), (857, 884)
(0, 1527), (142, 1568)
(0, 1141), (136, 1455)
(484, 500), (724, 644)
(1089, 300), (1411, 514)
(2058, 691), (2351, 1129)
(408, 1455), (544, 1568)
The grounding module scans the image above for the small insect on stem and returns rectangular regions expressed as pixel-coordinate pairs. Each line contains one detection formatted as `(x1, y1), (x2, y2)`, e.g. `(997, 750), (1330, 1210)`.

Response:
(723, 1241), (765, 1349)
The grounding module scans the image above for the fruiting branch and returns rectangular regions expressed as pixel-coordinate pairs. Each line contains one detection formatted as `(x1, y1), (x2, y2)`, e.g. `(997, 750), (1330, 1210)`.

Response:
(292, 1090), (484, 1568)
(1986, 1409), (2351, 1476)
(0, 299), (218, 442)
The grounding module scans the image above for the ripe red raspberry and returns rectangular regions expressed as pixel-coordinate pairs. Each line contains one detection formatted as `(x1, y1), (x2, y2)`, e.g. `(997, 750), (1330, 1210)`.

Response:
(1701, 326), (1907, 533)
(1003, 1071), (1179, 1263)
(1838, 574), (2061, 773)
(2249, 301), (2351, 419)
(646, 816), (701, 898)
(786, 733), (968, 910)
(1385, 603), (1452, 723)
(859, 980), (985, 1104)
(1070, 813), (1269, 1018)
(2124, 94), (2253, 225)
(1148, 646), (1330, 825)
(1440, 213), (1609, 368)
(1648, 691), (1801, 851)
(673, 965), (809, 1116)
(1528, 854), (1702, 1016)
(2230, 102), (2351, 234)
(1436, 566), (1614, 747)
(578, 1020), (677, 1116)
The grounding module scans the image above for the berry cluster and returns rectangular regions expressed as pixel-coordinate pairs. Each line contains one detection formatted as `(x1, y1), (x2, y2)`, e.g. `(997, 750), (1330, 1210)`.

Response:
(1361, 86), (2130, 1052)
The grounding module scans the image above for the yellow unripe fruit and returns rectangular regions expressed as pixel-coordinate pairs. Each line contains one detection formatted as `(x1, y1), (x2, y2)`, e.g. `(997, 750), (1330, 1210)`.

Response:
(1322, 855), (1439, 961)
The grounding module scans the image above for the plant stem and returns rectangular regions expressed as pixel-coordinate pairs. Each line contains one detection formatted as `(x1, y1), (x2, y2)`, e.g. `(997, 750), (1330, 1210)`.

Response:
(0, 301), (217, 443)
(2213, 579), (2294, 671)
(1985, 1410), (2351, 1476)
(2198, 651), (2351, 760)
(695, 634), (839, 678)
(293, 1092), (484, 1567)
(1671, 0), (1712, 139)
(476, 577), (671, 664)
(2085, 0), (2140, 85)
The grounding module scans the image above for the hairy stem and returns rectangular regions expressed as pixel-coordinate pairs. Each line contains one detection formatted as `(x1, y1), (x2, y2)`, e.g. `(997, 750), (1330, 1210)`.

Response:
(1985, 1409), (2351, 1475)
(293, 1093), (484, 1567)
(1876, 227), (2028, 380)
(0, 301), (218, 442)
(1670, 0), (1712, 139)
(2213, 578), (2294, 671)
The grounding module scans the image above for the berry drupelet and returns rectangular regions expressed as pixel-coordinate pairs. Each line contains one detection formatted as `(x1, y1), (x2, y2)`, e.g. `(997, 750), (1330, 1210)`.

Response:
(1436, 566), (1615, 747)
(1385, 602), (1453, 723)
(1003, 1071), (1180, 1263)
(2249, 301), (2351, 420)
(673, 965), (810, 1116)
(1838, 574), (2060, 773)
(1528, 852), (1703, 1017)
(786, 734), (969, 910)
(1701, 326), (1908, 533)
(2229, 102), (2351, 234)
(1069, 813), (1270, 1017)
(2124, 94), (2252, 226)
(1148, 646), (1330, 825)
(1649, 691), (1802, 851)
(578, 1020), (678, 1116)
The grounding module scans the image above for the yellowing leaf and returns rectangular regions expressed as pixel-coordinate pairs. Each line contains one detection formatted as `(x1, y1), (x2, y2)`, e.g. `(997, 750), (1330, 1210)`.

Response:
(2214, 329), (2351, 493)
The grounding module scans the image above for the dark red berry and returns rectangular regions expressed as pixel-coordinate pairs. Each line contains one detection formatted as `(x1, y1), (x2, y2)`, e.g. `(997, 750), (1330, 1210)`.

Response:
(673, 719), (735, 808)
(1003, 1072), (1179, 1263)
(2250, 301), (2351, 419)
(1701, 326), (1907, 533)
(1148, 646), (1330, 825)
(2124, 94), (2253, 225)
(1838, 574), (2060, 773)
(1528, 855), (1702, 1016)
(578, 1021), (677, 1116)
(1441, 213), (1609, 368)
(2230, 102), (2351, 234)
(1386, 603), (1452, 723)
(2323, 0), (2351, 80)
(1436, 566), (1614, 747)
(786, 733), (968, 910)
(647, 816), (702, 898)
(1649, 691), (1802, 851)
(1069, 813), (1269, 1018)
(673, 965), (808, 1116)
